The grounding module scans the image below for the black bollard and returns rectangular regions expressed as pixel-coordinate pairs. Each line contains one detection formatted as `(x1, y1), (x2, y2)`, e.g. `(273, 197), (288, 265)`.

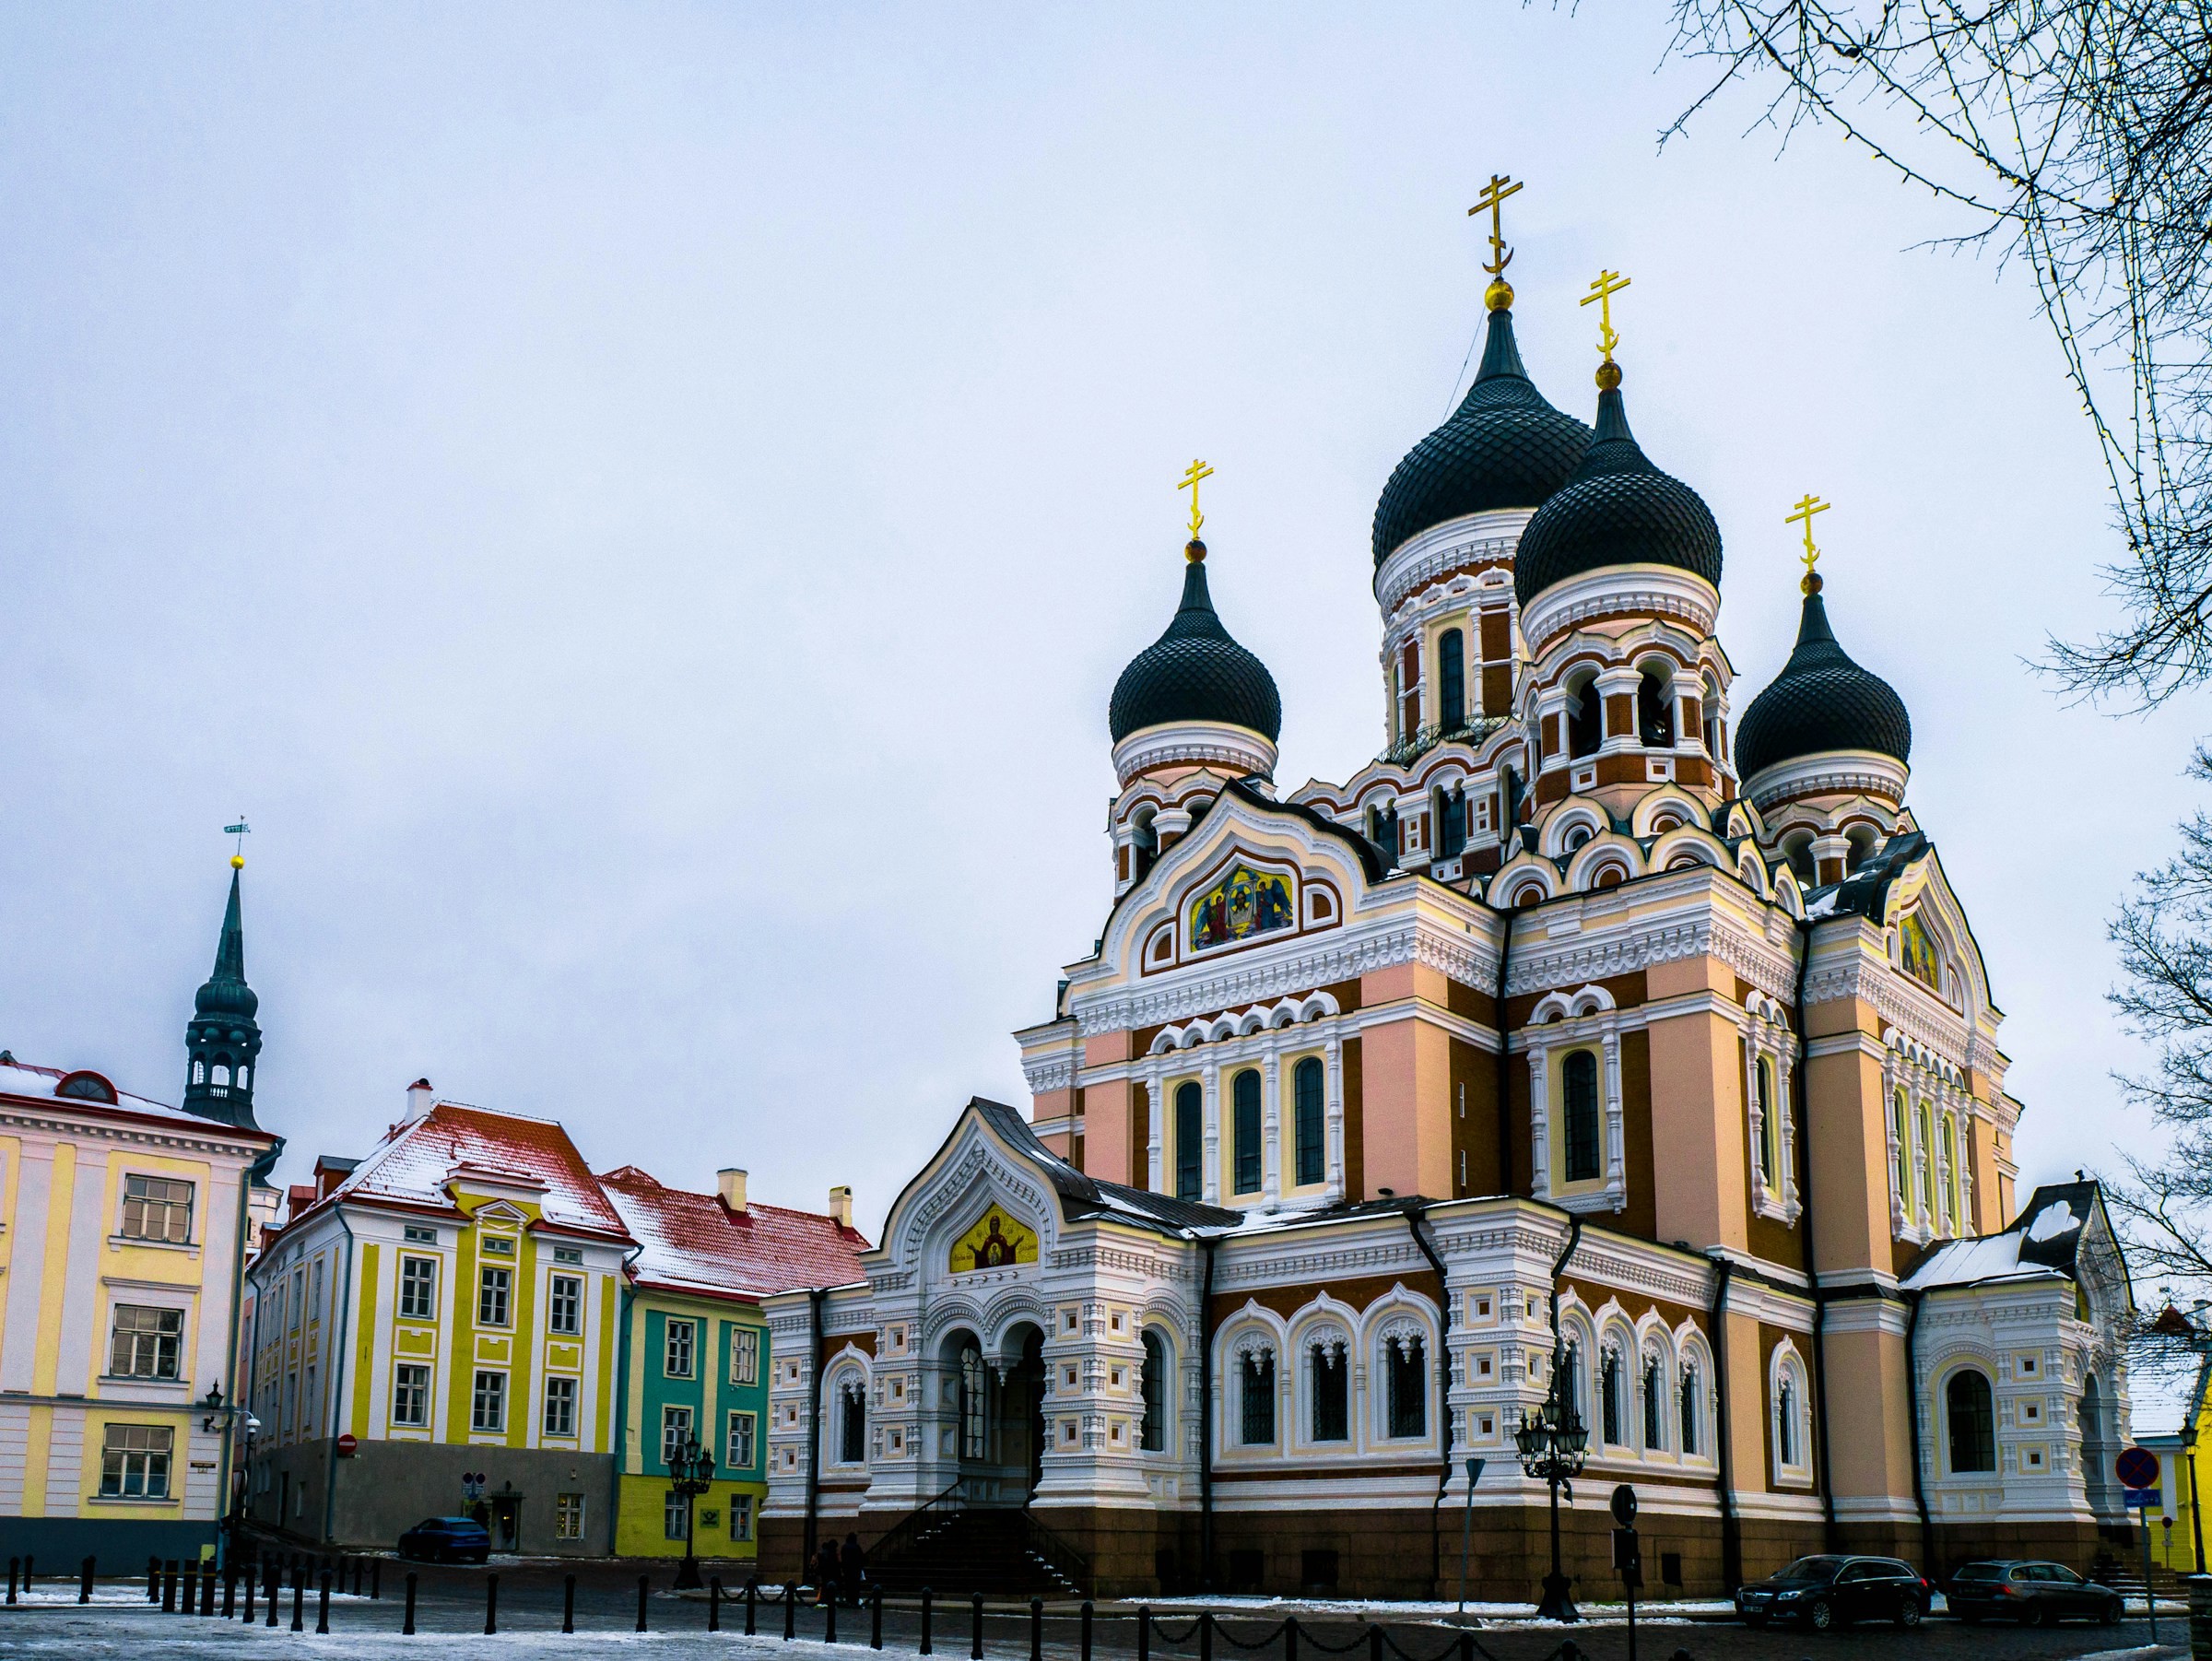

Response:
(1079, 1599), (1092, 1661)
(784, 1581), (796, 1640)
(1137, 1606), (1150, 1661)
(1199, 1610), (1213, 1661)
(147, 1555), (159, 1604)
(6, 1556), (15, 1606)
(182, 1561), (197, 1618)
(22, 1556), (30, 1600)
(920, 1586), (934, 1655)
(162, 1561), (176, 1612)
(404, 1572), (418, 1636)
(202, 1564), (217, 1616)
(317, 1570), (332, 1634)
(563, 1573), (576, 1634)
(290, 1569), (305, 1633)
(79, 1556), (93, 1605)
(372, 1558), (381, 1600)
(637, 1573), (650, 1633)
(1364, 1625), (1381, 1661)
(746, 1577), (759, 1636)
(825, 1589), (837, 1645)
(1454, 1635), (1470, 1661)
(1285, 1618), (1299, 1661)
(711, 1576), (723, 1633)
(486, 1572), (500, 1635)
(241, 1563), (255, 1625)
(1030, 1597), (1043, 1661)
(971, 1591), (984, 1661)
(224, 1565), (237, 1619)
(872, 1584), (883, 1650)
(265, 1561), (280, 1628)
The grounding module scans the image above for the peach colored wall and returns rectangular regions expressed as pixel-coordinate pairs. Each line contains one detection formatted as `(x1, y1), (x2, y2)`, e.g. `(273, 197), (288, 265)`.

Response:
(1358, 964), (1455, 1200)
(1084, 1078), (1137, 1190)
(1968, 1112), (2007, 1232)
(1030, 1086), (1073, 1126)
(1805, 1040), (1891, 1277)
(1644, 976), (1747, 1251)
(1722, 1309), (1769, 1496)
(1822, 1325), (1915, 1503)
(1084, 1031), (1134, 1067)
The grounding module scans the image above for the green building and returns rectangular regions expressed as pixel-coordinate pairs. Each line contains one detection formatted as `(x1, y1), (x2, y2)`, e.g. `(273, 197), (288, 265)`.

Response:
(598, 1166), (865, 1562)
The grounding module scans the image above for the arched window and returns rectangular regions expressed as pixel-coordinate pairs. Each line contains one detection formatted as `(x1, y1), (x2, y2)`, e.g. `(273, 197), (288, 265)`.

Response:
(1600, 1348), (1623, 1445)
(1946, 1369), (1996, 1473)
(1891, 1090), (1912, 1211)
(1937, 1118), (1958, 1233)
(1293, 1058), (1325, 1187)
(212, 1064), (231, 1088)
(840, 1381), (866, 1464)
(237, 1066), (250, 1090)
(1638, 667), (1674, 747)
(1139, 1330), (1168, 1453)
(1439, 629), (1465, 730)
(1436, 786), (1467, 859)
(1240, 1349), (1276, 1445)
(1370, 804), (1400, 865)
(959, 1345), (987, 1460)
(1231, 1071), (1262, 1195)
(1174, 1082), (1203, 1202)
(1678, 1362), (1700, 1455)
(1132, 808), (1159, 882)
(1755, 1056), (1778, 1187)
(1781, 830), (1816, 883)
(1562, 1051), (1602, 1184)
(1386, 1335), (1426, 1438)
(1776, 1373), (1798, 1466)
(1567, 675), (1601, 759)
(1558, 1339), (1583, 1426)
(1397, 641), (1420, 742)
(192, 1060), (206, 1085)
(1642, 1356), (1665, 1450)
(1915, 1101), (1935, 1219)
(1845, 825), (1877, 873)
(1310, 1340), (1348, 1442)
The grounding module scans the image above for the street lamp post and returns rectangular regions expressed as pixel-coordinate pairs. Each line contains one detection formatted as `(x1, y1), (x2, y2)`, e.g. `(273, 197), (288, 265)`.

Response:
(669, 1436), (717, 1591)
(1515, 1379), (1590, 1622)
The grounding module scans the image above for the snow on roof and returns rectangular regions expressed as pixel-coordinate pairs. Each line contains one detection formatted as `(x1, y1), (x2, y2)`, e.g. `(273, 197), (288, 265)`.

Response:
(0, 1056), (273, 1137)
(2129, 1339), (2207, 1441)
(1901, 1180), (2099, 1292)
(1900, 1231), (2039, 1290)
(597, 1167), (869, 1299)
(326, 1101), (629, 1239)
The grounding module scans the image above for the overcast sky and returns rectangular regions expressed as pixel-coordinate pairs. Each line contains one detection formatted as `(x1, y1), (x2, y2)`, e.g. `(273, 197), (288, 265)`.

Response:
(1, 6), (2194, 1245)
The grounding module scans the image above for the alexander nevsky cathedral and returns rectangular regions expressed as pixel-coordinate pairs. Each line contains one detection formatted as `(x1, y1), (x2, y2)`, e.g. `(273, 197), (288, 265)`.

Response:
(759, 202), (2137, 1601)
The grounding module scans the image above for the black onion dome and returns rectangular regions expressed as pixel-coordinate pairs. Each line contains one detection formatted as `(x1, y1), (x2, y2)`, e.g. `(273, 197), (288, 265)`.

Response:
(1735, 583), (1912, 783)
(1109, 551), (1282, 744)
(1512, 381), (1724, 611)
(1371, 309), (1592, 567)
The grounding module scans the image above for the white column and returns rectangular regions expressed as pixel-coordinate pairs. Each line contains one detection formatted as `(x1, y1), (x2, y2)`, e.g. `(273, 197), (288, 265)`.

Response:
(1202, 1062), (1221, 1205)
(1261, 1048), (1282, 1202)
(1776, 1038), (1799, 1218)
(1146, 1073), (1164, 1194)
(1602, 1031), (1626, 1212)
(1527, 1046), (1551, 1199)
(1324, 1039), (1346, 1201)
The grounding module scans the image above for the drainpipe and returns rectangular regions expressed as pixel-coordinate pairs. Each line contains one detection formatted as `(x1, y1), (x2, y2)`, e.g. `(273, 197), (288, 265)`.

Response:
(1904, 1290), (1935, 1570)
(321, 1207), (357, 1548)
(1197, 1234), (1218, 1592)
(804, 1288), (827, 1575)
(609, 1243), (641, 1559)
(1492, 902), (1515, 1195)
(1403, 1201), (1455, 1600)
(223, 1141), (283, 1564)
(1789, 916), (1840, 1551)
(1709, 1255), (1741, 1591)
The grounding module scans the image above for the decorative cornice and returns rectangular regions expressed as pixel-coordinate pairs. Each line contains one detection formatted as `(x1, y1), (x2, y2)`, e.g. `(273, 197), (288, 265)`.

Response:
(1521, 565), (1718, 656)
(1505, 913), (1795, 1004)
(1745, 749), (1908, 812)
(1020, 1054), (1078, 1095)
(1112, 722), (1277, 790)
(1372, 512), (1529, 616)
(1805, 952), (1971, 1060)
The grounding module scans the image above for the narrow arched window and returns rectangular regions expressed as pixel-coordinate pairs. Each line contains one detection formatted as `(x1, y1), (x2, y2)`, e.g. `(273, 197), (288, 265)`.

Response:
(1678, 1363), (1700, 1455)
(1562, 1051), (1602, 1184)
(1132, 810), (1159, 882)
(1139, 1330), (1167, 1453)
(1643, 1357), (1664, 1449)
(1937, 1118), (1958, 1233)
(1638, 669), (1674, 747)
(1777, 1374), (1797, 1466)
(1439, 630), (1465, 731)
(1240, 1349), (1276, 1445)
(1558, 1340), (1583, 1426)
(1916, 1101), (1935, 1219)
(1174, 1082), (1203, 1201)
(192, 1060), (206, 1085)
(1755, 1056), (1778, 1186)
(1293, 1058), (1325, 1187)
(212, 1064), (231, 1088)
(1892, 1090), (1912, 1209)
(840, 1384), (866, 1463)
(1311, 1342), (1348, 1442)
(1387, 1336), (1426, 1438)
(1600, 1349), (1622, 1445)
(1231, 1071), (1262, 1195)
(1370, 804), (1400, 864)
(1567, 679), (1601, 759)
(1946, 1369), (1995, 1472)
(959, 1345), (986, 1460)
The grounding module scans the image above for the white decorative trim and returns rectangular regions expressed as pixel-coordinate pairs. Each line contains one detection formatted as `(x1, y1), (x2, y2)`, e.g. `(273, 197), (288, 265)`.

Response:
(1112, 721), (1278, 789)
(1745, 749), (1909, 811)
(1506, 913), (1795, 1004)
(1372, 512), (1529, 617)
(1520, 565), (1719, 655)
(1021, 1054), (1078, 1094)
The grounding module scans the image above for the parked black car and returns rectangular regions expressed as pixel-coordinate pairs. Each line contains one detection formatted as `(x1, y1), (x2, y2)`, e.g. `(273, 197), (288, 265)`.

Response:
(1947, 1561), (2124, 1625)
(396, 1516), (491, 1563)
(1735, 1554), (1932, 1631)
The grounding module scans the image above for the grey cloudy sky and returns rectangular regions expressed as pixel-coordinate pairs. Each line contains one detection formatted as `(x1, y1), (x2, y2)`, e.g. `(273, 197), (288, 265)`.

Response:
(0, 5), (2193, 1241)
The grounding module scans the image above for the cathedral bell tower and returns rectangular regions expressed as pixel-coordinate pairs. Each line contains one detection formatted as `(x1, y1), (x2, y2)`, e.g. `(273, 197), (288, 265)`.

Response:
(182, 853), (264, 1130)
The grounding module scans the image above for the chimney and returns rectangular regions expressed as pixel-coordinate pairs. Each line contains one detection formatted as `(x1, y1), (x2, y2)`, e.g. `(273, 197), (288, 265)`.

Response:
(828, 1184), (853, 1229)
(406, 1078), (434, 1123)
(718, 1168), (748, 1213)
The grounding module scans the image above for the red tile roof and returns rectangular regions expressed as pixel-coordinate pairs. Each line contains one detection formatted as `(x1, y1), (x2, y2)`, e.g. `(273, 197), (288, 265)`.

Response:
(327, 1101), (630, 1240)
(598, 1166), (868, 1301)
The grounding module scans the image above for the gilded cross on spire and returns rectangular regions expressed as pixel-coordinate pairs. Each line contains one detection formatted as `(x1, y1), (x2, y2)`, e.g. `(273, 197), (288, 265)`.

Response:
(1580, 268), (1630, 388)
(1467, 173), (1524, 312)
(1177, 458), (1215, 555)
(1786, 493), (1831, 593)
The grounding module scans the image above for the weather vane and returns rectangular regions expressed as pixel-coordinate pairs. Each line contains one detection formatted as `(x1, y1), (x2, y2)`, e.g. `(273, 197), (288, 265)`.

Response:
(1467, 173), (1524, 311)
(1581, 269), (1630, 365)
(1786, 494), (1831, 589)
(224, 815), (251, 870)
(1177, 458), (1215, 547)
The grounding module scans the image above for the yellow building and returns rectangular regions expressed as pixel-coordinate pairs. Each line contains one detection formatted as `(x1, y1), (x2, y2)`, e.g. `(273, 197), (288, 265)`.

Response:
(2129, 1323), (2208, 1575)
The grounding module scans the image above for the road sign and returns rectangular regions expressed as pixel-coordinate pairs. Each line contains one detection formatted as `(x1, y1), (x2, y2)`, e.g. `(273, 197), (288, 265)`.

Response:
(1610, 1482), (1639, 1526)
(335, 1433), (358, 1457)
(2124, 1486), (2161, 1509)
(2117, 1445), (2160, 1490)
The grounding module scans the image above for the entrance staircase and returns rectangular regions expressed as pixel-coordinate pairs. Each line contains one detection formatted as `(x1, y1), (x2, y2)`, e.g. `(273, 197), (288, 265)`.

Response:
(867, 1487), (1088, 1596)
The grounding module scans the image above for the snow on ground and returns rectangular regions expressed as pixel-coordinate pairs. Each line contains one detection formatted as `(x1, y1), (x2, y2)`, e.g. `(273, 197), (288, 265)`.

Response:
(1138, 1594), (1730, 1626)
(0, 1610), (850, 1660)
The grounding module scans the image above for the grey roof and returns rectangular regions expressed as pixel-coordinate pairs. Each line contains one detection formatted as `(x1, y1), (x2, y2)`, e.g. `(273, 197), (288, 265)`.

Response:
(971, 1097), (1241, 1234)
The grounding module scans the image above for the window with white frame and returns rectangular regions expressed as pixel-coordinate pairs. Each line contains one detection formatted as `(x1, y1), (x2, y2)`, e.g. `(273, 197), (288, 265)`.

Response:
(1600, 1346), (1624, 1445)
(1678, 1361), (1701, 1455)
(399, 1255), (439, 1320)
(1234, 1339), (1277, 1445)
(1641, 1353), (1665, 1451)
(1139, 1329), (1169, 1453)
(555, 1492), (585, 1539)
(542, 1375), (577, 1438)
(662, 1404), (694, 1467)
(730, 1325), (760, 1385)
(665, 1318), (696, 1379)
(547, 1274), (582, 1336)
(99, 1423), (173, 1498)
(477, 1266), (511, 1327)
(727, 1409), (756, 1469)
(393, 1363), (430, 1427)
(1309, 1336), (1349, 1442)
(1771, 1347), (1812, 1481)
(729, 1493), (754, 1542)
(1384, 1330), (1427, 1439)
(109, 1304), (184, 1379)
(472, 1370), (508, 1432)
(120, 1174), (194, 1243)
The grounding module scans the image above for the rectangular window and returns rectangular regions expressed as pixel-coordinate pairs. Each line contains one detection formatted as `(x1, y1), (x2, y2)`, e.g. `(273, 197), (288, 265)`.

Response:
(727, 1409), (757, 1470)
(1293, 1058), (1325, 1187)
(399, 1256), (439, 1320)
(729, 1493), (753, 1542)
(310, 1258), (324, 1324)
(393, 1363), (430, 1427)
(662, 1405), (694, 1468)
(478, 1266), (511, 1327)
(480, 1234), (515, 1256)
(1562, 1050), (1603, 1184)
(552, 1245), (582, 1265)
(1174, 1081), (1203, 1201)
(289, 1269), (305, 1330)
(730, 1326), (760, 1385)
(1231, 1070), (1262, 1194)
(664, 1491), (689, 1540)
(99, 1423), (173, 1499)
(547, 1274), (582, 1336)
(665, 1318), (695, 1379)
(119, 1174), (194, 1243)
(543, 1375), (578, 1437)
(471, 1370), (507, 1432)
(555, 1492), (585, 1540)
(403, 1224), (437, 1244)
(1310, 1344), (1348, 1442)
(109, 1304), (184, 1379)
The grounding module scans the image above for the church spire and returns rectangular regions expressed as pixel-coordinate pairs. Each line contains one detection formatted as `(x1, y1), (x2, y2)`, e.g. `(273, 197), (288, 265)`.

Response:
(182, 852), (264, 1130)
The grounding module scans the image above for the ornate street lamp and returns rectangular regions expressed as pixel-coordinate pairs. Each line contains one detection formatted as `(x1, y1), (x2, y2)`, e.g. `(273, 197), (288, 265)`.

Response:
(668, 1436), (717, 1590)
(1515, 1378), (1590, 1622)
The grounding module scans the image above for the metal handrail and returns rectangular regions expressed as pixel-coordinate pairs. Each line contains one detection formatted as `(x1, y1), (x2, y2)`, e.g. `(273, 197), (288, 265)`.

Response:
(1379, 717), (1507, 769)
(1018, 1508), (1091, 1594)
(864, 1480), (969, 1573)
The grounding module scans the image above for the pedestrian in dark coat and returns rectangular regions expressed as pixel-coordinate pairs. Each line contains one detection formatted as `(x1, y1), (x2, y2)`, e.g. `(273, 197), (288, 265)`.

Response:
(815, 1538), (841, 1605)
(841, 1532), (865, 1605)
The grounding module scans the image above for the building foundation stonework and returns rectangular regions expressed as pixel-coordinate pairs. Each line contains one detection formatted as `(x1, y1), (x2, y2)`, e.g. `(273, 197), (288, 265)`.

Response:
(764, 264), (2138, 1600)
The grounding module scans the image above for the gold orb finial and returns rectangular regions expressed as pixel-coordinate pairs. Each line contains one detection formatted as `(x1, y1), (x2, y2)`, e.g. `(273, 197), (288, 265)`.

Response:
(1185, 537), (1206, 564)
(1595, 359), (1621, 392)
(230, 854), (245, 869)
(1484, 277), (1514, 313)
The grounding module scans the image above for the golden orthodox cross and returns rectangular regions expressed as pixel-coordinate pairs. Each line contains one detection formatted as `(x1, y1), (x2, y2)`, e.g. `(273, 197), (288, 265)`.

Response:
(1467, 173), (1523, 277)
(1580, 269), (1630, 362)
(1786, 493), (1831, 575)
(1178, 458), (1215, 539)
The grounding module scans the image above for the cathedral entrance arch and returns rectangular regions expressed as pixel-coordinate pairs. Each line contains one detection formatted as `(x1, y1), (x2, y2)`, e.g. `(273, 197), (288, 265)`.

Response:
(938, 1323), (1046, 1505)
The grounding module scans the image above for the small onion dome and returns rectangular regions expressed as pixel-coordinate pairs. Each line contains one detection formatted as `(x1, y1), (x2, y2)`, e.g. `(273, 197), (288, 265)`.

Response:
(1109, 541), (1282, 744)
(1513, 374), (1723, 612)
(1734, 574), (1912, 784)
(1371, 307), (1592, 567)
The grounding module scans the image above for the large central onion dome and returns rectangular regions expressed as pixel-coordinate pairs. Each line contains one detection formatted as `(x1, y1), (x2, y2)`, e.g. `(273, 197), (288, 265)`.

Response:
(1735, 575), (1912, 784)
(1513, 372), (1723, 612)
(1109, 544), (1282, 744)
(1371, 306), (1592, 567)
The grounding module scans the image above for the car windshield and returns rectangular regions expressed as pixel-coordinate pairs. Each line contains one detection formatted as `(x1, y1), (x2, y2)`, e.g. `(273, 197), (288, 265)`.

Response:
(1775, 1558), (1843, 1583)
(1951, 1564), (2003, 1582)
